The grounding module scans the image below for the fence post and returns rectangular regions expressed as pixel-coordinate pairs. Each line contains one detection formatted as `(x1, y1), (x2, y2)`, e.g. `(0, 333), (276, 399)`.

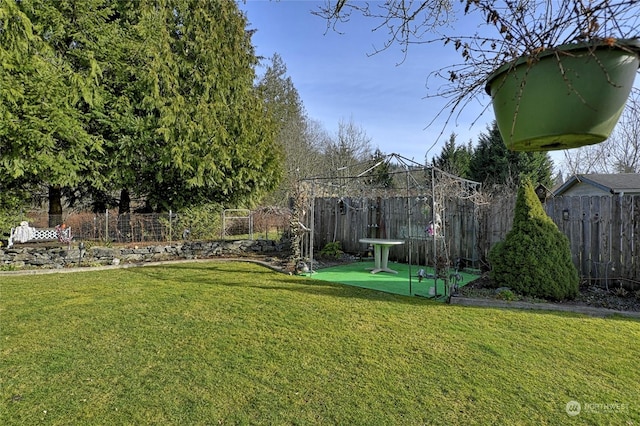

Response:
(250, 211), (254, 240)
(105, 209), (109, 242)
(169, 210), (172, 242)
(222, 209), (225, 240)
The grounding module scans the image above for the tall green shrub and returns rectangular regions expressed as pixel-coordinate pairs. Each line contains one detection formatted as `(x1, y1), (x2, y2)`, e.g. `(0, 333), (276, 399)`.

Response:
(488, 180), (578, 300)
(175, 203), (223, 241)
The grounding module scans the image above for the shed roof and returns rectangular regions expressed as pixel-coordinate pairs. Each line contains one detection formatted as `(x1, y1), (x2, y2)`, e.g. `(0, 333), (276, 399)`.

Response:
(553, 173), (640, 196)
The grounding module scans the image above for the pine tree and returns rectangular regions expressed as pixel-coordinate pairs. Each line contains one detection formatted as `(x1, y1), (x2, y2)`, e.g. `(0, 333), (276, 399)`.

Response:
(469, 122), (553, 188)
(365, 149), (393, 188)
(488, 180), (579, 300)
(431, 133), (472, 178)
(256, 54), (320, 205)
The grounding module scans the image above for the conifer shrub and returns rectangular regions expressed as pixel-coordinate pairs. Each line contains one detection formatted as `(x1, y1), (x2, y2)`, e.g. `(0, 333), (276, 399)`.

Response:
(488, 180), (578, 301)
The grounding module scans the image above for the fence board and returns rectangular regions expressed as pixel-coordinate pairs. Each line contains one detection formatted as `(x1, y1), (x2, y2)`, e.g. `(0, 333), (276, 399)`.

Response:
(620, 195), (634, 281)
(629, 197), (640, 284)
(611, 195), (622, 283)
(569, 196), (583, 272)
(599, 196), (612, 263)
(629, 197), (640, 283)
(631, 196), (640, 283)
(580, 196), (592, 277)
(590, 197), (601, 278)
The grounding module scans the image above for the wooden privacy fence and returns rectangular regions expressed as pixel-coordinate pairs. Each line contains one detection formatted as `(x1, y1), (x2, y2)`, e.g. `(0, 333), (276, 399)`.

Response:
(548, 195), (638, 287)
(311, 197), (480, 267)
(311, 194), (639, 287)
(480, 194), (640, 287)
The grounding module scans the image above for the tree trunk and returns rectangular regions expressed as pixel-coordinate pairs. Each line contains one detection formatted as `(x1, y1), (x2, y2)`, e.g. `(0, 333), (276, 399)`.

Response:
(118, 188), (132, 242)
(48, 185), (63, 227)
(118, 188), (131, 214)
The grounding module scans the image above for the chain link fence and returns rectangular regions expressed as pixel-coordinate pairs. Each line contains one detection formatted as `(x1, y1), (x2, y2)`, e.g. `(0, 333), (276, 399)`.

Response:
(14, 207), (291, 244)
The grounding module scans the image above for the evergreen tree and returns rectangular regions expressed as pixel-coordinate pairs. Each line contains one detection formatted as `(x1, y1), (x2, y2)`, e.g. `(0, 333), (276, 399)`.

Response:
(257, 54), (305, 126)
(256, 54), (321, 205)
(469, 122), (553, 188)
(1, 1), (283, 222)
(0, 1), (104, 225)
(364, 149), (393, 188)
(431, 133), (472, 178)
(126, 0), (283, 210)
(488, 180), (578, 300)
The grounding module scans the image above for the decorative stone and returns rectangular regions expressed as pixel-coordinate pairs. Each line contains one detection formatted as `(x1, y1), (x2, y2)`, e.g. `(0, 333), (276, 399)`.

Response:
(0, 239), (285, 270)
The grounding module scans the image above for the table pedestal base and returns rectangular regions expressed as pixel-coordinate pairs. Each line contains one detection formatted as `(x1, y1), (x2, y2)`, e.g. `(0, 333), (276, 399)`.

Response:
(367, 244), (398, 274)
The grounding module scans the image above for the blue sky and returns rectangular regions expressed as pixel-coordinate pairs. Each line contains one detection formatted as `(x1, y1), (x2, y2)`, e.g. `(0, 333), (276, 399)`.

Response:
(239, 0), (491, 163)
(238, 0), (639, 169)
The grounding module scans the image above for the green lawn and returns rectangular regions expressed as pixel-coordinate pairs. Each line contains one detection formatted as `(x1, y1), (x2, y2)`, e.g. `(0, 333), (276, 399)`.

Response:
(1, 261), (638, 425)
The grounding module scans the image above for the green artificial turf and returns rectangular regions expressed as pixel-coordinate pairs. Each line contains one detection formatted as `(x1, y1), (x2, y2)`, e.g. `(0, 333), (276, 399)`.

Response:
(310, 261), (477, 298)
(1, 261), (639, 425)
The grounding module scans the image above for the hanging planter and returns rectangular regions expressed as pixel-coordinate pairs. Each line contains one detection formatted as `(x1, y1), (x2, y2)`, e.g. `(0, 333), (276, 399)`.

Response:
(485, 39), (640, 152)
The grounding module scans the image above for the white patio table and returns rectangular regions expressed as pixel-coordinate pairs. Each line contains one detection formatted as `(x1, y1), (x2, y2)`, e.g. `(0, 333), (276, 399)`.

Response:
(359, 238), (405, 274)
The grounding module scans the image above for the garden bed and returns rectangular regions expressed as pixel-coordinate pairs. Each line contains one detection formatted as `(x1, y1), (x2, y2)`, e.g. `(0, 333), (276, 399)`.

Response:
(458, 274), (640, 313)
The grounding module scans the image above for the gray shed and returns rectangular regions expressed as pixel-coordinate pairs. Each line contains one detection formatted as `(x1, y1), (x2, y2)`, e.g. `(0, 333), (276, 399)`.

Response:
(553, 173), (640, 197)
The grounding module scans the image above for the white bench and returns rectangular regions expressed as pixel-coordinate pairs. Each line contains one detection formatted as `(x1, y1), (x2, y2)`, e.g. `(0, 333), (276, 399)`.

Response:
(7, 222), (72, 248)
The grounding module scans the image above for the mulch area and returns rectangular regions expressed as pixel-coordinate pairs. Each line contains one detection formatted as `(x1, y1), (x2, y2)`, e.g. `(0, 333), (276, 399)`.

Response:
(458, 274), (640, 313)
